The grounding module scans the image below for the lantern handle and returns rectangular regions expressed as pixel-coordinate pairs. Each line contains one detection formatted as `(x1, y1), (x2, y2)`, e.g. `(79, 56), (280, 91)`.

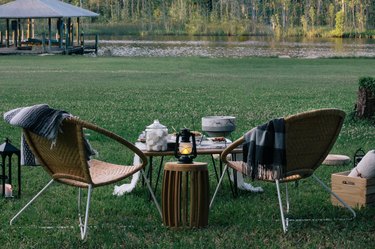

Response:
(174, 133), (180, 159)
(191, 133), (197, 159)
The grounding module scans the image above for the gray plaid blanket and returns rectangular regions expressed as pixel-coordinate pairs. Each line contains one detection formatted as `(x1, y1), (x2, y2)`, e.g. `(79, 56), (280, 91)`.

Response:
(243, 118), (286, 180)
(4, 104), (72, 166)
(4, 104), (71, 140)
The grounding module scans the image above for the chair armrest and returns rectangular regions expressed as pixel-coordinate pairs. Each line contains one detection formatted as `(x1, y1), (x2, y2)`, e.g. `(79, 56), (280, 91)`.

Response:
(220, 136), (245, 164)
(67, 117), (148, 168)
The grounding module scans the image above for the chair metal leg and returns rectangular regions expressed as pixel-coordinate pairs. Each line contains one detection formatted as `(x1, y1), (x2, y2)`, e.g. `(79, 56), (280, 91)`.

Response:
(275, 179), (288, 233)
(141, 169), (162, 218)
(285, 183), (290, 214)
(209, 164), (228, 209)
(233, 168), (238, 197)
(275, 175), (356, 233)
(312, 174), (356, 220)
(10, 179), (55, 225)
(78, 184), (92, 241)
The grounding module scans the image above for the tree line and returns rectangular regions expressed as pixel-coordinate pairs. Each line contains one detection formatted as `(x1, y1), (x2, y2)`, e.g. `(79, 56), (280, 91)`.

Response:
(1, 0), (375, 37)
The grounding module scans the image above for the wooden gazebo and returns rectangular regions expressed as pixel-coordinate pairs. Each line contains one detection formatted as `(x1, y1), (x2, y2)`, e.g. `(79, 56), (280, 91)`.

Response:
(0, 0), (98, 52)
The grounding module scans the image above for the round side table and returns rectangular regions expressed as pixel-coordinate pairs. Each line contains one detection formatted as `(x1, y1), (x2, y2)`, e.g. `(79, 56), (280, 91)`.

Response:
(162, 162), (209, 228)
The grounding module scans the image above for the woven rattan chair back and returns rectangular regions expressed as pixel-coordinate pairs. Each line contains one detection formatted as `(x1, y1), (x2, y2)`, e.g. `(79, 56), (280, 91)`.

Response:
(283, 109), (345, 179)
(220, 109), (346, 181)
(23, 118), (92, 186)
(211, 109), (355, 233)
(11, 116), (162, 240)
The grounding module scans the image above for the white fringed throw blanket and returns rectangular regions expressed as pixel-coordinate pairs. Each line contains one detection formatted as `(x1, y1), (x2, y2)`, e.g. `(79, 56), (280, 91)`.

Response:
(3, 104), (96, 166)
(243, 118), (286, 180)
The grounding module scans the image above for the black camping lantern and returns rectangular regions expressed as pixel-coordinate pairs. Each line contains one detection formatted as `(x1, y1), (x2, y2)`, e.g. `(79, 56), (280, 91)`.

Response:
(0, 138), (21, 198)
(174, 128), (197, 164)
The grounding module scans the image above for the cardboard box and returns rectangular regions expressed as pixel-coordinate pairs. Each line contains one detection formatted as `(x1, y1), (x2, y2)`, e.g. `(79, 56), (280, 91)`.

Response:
(331, 171), (375, 208)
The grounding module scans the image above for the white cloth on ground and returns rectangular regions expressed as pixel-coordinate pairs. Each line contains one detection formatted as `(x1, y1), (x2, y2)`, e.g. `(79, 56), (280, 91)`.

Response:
(224, 153), (263, 193)
(229, 170), (264, 192)
(113, 145), (264, 196)
(113, 154), (141, 196)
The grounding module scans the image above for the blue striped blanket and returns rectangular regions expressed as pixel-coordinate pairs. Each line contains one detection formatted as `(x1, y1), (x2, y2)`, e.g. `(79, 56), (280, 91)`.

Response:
(243, 118), (286, 180)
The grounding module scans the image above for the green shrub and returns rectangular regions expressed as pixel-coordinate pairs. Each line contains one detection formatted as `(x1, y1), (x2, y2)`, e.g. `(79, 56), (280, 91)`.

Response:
(358, 76), (375, 94)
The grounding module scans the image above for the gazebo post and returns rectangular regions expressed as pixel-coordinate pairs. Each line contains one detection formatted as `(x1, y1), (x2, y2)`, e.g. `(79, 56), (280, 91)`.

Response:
(13, 20), (17, 47)
(58, 18), (63, 49)
(67, 17), (71, 47)
(27, 18), (31, 40)
(71, 18), (74, 46)
(21, 19), (24, 41)
(17, 18), (20, 47)
(65, 20), (68, 54)
(32, 19), (34, 38)
(48, 17), (51, 50)
(76, 17), (80, 45)
(5, 19), (9, 47)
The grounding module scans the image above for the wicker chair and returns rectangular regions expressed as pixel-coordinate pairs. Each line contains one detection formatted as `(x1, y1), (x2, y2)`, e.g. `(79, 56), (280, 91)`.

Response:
(9, 117), (161, 240)
(210, 109), (356, 233)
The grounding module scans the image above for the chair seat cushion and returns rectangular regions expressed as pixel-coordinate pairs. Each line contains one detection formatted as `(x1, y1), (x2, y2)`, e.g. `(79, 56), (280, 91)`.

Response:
(89, 159), (143, 187)
(57, 159), (143, 187)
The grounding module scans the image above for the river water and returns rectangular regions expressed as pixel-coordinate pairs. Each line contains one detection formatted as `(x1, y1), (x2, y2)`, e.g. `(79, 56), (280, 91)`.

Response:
(97, 35), (375, 58)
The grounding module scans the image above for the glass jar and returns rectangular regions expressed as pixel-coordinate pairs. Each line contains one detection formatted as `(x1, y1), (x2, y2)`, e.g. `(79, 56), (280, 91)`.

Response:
(145, 120), (168, 151)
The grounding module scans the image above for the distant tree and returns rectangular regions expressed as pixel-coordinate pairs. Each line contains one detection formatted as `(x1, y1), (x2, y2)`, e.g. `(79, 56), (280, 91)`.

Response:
(328, 3), (335, 27)
(309, 6), (316, 29)
(31, 0), (374, 36)
(301, 15), (308, 35)
(334, 10), (345, 36)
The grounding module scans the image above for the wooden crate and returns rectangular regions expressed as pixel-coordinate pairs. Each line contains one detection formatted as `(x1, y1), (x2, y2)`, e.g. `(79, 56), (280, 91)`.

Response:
(331, 171), (375, 208)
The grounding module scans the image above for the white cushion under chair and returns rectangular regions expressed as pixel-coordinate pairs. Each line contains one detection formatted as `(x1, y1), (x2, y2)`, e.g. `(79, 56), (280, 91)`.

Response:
(349, 150), (375, 178)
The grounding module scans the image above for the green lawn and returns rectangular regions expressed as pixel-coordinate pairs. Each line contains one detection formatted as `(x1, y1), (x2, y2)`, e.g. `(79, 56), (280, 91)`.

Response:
(0, 56), (374, 248)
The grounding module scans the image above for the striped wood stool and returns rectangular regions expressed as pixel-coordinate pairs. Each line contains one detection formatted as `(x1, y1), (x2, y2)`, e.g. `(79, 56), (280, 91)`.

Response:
(162, 162), (209, 228)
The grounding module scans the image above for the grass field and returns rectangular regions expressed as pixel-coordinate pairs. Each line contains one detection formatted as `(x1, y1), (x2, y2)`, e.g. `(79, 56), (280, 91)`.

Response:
(0, 56), (375, 248)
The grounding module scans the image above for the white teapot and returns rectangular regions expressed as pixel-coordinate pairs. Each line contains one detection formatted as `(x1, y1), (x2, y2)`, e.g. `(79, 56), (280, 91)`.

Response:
(145, 120), (168, 151)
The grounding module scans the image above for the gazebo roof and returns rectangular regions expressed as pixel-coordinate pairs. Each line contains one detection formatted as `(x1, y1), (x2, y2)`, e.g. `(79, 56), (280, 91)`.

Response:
(0, 0), (99, 19)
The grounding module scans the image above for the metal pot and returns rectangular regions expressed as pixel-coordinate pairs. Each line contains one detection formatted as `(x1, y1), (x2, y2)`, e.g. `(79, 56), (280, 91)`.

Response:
(201, 116), (236, 137)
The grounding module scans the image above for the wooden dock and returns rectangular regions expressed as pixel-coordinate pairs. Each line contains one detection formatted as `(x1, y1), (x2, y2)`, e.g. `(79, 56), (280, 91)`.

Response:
(0, 34), (98, 56)
(0, 46), (96, 55)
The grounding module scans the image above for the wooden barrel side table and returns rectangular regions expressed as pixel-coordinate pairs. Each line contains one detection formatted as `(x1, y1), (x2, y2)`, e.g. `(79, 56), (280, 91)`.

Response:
(162, 162), (209, 228)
